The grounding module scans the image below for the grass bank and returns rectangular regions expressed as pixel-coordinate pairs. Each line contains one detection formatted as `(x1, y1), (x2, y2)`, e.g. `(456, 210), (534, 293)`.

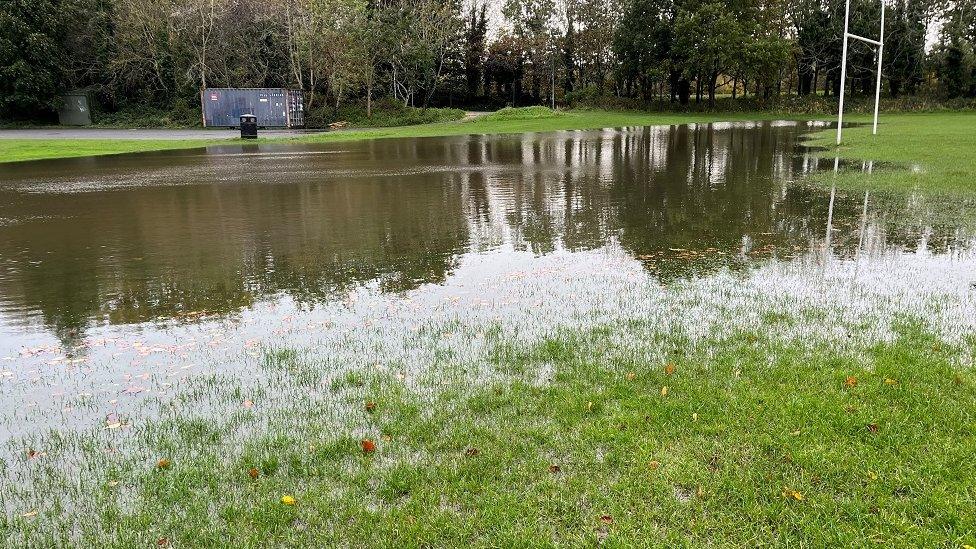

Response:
(0, 139), (215, 164)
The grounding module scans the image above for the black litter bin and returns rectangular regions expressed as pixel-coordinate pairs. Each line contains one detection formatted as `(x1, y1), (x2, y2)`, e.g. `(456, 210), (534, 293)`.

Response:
(239, 114), (258, 139)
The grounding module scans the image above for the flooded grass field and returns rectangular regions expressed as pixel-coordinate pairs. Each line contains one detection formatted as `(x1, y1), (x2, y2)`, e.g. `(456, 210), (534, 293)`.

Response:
(0, 121), (974, 545)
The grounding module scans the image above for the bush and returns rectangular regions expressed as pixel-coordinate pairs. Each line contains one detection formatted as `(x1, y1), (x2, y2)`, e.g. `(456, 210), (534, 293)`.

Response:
(476, 106), (566, 121)
(564, 89), (976, 115)
(92, 102), (201, 128)
(305, 99), (464, 129)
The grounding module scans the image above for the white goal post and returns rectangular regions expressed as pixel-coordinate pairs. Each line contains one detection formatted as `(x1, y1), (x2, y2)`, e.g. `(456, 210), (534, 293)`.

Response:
(836, 0), (886, 145)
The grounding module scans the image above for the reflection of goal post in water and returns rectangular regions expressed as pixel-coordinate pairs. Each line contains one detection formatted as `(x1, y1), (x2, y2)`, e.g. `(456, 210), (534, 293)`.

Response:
(836, 0), (886, 144)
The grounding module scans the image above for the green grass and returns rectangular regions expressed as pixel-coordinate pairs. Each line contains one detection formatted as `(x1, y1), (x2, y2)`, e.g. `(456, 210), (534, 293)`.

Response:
(0, 109), (817, 164)
(0, 139), (214, 163)
(805, 111), (976, 193)
(3, 322), (973, 546)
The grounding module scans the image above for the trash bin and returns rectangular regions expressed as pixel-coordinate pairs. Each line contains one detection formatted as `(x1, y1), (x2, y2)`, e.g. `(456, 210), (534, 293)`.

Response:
(239, 114), (258, 139)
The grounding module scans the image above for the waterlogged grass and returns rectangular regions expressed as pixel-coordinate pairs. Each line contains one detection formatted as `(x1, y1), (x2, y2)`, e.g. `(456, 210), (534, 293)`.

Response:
(806, 111), (976, 194)
(2, 320), (974, 546)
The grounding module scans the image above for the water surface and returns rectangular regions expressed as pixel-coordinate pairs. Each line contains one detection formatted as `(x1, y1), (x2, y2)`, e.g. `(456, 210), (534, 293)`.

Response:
(1, 120), (974, 437)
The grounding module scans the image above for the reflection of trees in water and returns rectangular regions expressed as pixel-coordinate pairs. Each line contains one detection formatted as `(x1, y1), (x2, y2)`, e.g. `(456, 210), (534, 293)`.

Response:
(0, 175), (470, 342)
(0, 121), (971, 342)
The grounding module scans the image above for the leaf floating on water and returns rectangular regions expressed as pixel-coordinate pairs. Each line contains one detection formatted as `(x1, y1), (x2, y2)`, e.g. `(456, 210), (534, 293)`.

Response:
(281, 495), (296, 506)
(845, 375), (858, 388)
(664, 363), (675, 376)
(361, 439), (376, 454)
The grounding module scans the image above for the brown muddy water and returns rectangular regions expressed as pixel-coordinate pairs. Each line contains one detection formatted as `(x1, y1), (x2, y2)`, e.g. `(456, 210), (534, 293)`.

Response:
(0, 120), (974, 439)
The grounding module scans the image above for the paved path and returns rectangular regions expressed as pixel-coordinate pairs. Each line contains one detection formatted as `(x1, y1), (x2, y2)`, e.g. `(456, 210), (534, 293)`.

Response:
(0, 128), (329, 140)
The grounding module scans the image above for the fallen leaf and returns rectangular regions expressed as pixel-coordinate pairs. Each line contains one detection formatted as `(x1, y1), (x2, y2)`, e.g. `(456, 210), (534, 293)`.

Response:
(660, 386), (669, 397)
(27, 449), (37, 459)
(281, 495), (296, 505)
(381, 434), (392, 442)
(242, 399), (254, 408)
(107, 480), (120, 487)
(248, 467), (259, 479)
(867, 470), (878, 481)
(20, 510), (38, 518)
(361, 439), (376, 453)
(586, 401), (594, 412)
(157, 538), (170, 547)
(884, 378), (899, 385)
(625, 372), (636, 381)
(845, 375), (857, 387)
(692, 412), (698, 422)
(782, 488), (804, 501)
(156, 458), (172, 470)
(464, 447), (480, 457)
(365, 401), (377, 413)
(664, 363), (676, 376)
(649, 460), (660, 470)
(867, 423), (879, 433)
(548, 464), (561, 473)
(599, 514), (613, 524)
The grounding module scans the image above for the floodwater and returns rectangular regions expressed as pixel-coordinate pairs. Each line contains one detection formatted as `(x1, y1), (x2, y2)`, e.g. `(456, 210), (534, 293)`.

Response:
(1, 120), (975, 438)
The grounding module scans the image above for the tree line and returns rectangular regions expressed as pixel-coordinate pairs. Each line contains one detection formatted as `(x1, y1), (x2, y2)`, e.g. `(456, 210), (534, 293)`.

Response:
(1, 0), (974, 122)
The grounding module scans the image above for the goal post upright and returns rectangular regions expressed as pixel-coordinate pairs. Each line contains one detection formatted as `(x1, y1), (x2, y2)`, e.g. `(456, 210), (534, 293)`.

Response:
(836, 0), (886, 145)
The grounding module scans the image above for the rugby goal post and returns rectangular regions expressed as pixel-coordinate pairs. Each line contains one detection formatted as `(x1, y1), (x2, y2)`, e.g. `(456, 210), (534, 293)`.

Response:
(836, 0), (886, 145)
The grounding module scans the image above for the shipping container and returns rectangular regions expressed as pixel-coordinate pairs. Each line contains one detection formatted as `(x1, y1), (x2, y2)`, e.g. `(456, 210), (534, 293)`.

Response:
(200, 88), (305, 128)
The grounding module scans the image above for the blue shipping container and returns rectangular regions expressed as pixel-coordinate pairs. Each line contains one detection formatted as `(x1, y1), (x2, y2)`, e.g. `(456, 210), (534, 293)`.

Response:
(201, 88), (305, 128)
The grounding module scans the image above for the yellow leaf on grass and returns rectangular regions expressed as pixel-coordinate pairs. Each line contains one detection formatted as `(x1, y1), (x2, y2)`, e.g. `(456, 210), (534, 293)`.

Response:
(884, 378), (899, 385)
(664, 363), (676, 376)
(281, 495), (296, 505)
(845, 375), (857, 388)
(660, 386), (668, 397)
(782, 489), (804, 501)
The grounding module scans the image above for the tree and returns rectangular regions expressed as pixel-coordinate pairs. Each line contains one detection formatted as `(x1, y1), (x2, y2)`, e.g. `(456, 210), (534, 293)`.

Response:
(464, 2), (489, 97)
(0, 0), (72, 118)
(673, 1), (747, 106)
